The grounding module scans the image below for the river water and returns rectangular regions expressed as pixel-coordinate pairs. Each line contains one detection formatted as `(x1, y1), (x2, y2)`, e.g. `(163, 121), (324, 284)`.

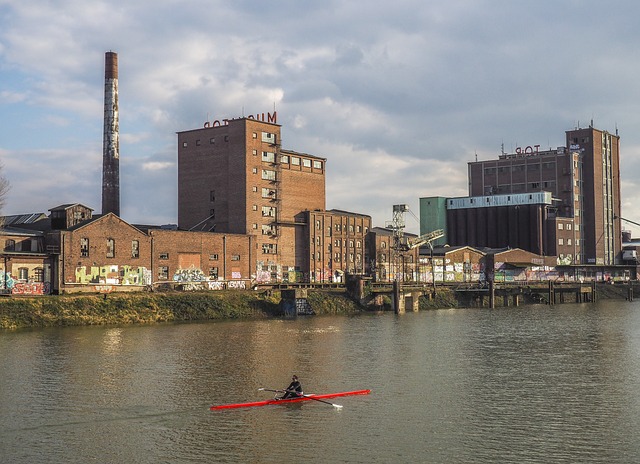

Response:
(2, 299), (640, 463)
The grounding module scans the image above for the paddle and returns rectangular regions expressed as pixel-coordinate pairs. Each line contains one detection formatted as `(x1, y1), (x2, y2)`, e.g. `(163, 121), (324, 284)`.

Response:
(258, 388), (343, 409)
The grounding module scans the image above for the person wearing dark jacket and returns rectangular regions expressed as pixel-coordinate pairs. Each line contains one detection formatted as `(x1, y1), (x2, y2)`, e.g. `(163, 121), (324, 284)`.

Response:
(280, 375), (303, 399)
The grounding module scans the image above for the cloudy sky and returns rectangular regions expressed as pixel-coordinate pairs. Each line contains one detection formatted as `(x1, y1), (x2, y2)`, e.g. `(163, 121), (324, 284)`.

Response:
(2, 0), (640, 235)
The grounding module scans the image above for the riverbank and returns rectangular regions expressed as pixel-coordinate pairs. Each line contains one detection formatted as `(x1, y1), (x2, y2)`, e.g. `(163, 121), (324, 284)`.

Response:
(0, 283), (632, 330)
(0, 289), (366, 330)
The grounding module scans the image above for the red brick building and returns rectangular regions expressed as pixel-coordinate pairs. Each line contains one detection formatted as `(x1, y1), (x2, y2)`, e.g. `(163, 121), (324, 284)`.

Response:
(3, 204), (256, 293)
(177, 114), (331, 282)
(465, 125), (621, 265)
(303, 210), (371, 283)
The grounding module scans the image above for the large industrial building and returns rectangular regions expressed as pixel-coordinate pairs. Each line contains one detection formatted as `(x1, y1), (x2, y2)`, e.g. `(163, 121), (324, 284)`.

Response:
(423, 125), (622, 268)
(177, 114), (370, 283)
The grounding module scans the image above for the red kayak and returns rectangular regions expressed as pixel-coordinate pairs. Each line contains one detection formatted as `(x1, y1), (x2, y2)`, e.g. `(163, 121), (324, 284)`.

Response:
(210, 389), (371, 410)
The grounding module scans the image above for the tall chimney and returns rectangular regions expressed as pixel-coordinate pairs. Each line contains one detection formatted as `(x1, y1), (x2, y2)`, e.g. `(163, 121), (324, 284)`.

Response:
(102, 51), (120, 216)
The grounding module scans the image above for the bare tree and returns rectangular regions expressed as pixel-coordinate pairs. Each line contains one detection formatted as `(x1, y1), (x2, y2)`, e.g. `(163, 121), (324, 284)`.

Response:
(0, 164), (10, 229)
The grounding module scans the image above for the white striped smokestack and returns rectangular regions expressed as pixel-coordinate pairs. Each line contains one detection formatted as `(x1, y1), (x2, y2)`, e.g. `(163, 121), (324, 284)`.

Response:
(102, 51), (120, 216)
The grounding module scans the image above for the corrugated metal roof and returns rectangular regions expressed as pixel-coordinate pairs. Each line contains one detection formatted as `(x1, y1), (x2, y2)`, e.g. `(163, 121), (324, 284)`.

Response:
(1, 213), (47, 225)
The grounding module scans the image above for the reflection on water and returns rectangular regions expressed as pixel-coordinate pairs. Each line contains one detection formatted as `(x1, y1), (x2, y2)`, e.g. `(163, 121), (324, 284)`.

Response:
(2, 300), (640, 463)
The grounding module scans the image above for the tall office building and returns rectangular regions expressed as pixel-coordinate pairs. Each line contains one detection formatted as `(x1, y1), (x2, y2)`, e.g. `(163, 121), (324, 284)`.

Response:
(466, 125), (621, 265)
(177, 114), (327, 278)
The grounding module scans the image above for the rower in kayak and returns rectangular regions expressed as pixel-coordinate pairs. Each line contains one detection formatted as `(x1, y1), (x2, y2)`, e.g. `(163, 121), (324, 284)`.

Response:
(279, 375), (303, 399)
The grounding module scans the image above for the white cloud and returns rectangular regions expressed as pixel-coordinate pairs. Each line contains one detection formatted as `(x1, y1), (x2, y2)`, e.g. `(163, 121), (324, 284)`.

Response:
(1, 0), (640, 233)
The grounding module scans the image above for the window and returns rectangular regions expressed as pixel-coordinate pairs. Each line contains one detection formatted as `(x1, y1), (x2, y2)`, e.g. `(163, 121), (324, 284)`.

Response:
(196, 139), (201, 146)
(34, 268), (44, 282)
(132, 240), (139, 258)
(349, 225), (354, 233)
(182, 142), (187, 148)
(291, 157), (300, 166)
(262, 187), (276, 198)
(315, 236), (321, 245)
(559, 238), (564, 246)
(252, 223), (258, 229)
(252, 186), (258, 192)
(252, 168), (258, 174)
(262, 132), (275, 143)
(558, 223), (564, 230)
(313, 160), (322, 169)
(281, 155), (289, 163)
(210, 138), (215, 144)
(253, 149), (258, 155)
(381, 241), (387, 249)
(568, 239), (572, 246)
(4, 239), (15, 251)
(335, 239), (341, 247)
(80, 238), (89, 257)
(335, 224), (341, 232)
(224, 135), (229, 142)
(262, 151), (275, 163)
(159, 253), (169, 260)
(380, 253), (387, 262)
(262, 243), (277, 254)
(356, 225), (361, 233)
(567, 224), (572, 230)
(106, 238), (115, 258)
(316, 220), (321, 230)
(159, 266), (169, 280)
(231, 254), (240, 261)
(209, 267), (219, 279)
(253, 132), (258, 139)
(253, 205), (258, 211)
(261, 170), (276, 180)
(303, 159), (311, 167)
(334, 252), (341, 262)
(262, 206), (276, 217)
(210, 190), (215, 202)
(262, 225), (274, 235)
(349, 240), (354, 248)
(210, 209), (215, 218)
(210, 254), (219, 260)
(18, 268), (28, 280)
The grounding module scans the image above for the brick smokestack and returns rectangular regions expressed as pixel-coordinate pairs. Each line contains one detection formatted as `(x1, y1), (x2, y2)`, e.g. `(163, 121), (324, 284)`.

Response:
(102, 51), (120, 216)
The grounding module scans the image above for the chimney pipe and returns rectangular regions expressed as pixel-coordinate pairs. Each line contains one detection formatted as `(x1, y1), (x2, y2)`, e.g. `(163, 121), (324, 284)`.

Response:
(102, 51), (120, 216)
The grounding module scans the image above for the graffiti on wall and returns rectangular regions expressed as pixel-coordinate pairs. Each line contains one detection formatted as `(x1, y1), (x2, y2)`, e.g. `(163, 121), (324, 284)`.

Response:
(75, 265), (152, 286)
(171, 266), (246, 290)
(173, 267), (207, 282)
(0, 271), (50, 295)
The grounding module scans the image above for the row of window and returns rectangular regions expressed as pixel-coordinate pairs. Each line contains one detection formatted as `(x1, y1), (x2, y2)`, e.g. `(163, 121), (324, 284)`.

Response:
(79, 239), (240, 261)
(314, 221), (367, 234)
(182, 135), (229, 148)
(253, 148), (323, 170)
(313, 237), (363, 248)
(3, 267), (44, 281)
(80, 238), (132, 258)
(311, 252), (363, 263)
(484, 163), (559, 175)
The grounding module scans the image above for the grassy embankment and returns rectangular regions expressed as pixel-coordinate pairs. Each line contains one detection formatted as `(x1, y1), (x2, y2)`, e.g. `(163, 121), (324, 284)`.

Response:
(0, 289), (366, 330)
(0, 283), (630, 330)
